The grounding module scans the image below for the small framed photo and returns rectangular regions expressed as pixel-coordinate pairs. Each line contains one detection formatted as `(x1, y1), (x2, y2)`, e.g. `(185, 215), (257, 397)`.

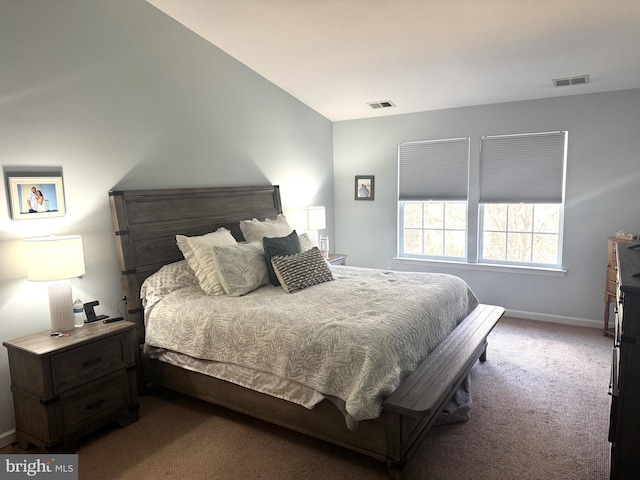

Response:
(355, 175), (374, 201)
(8, 176), (66, 220)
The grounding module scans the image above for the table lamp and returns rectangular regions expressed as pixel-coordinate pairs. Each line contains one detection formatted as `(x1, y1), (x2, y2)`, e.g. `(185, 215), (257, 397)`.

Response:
(299, 206), (327, 255)
(25, 235), (86, 332)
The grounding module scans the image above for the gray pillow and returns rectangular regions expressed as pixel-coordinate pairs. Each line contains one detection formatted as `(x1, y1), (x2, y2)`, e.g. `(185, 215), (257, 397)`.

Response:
(263, 230), (302, 286)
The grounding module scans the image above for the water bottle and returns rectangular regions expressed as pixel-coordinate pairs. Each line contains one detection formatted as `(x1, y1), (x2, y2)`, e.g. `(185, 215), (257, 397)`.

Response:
(73, 299), (85, 328)
(320, 236), (330, 259)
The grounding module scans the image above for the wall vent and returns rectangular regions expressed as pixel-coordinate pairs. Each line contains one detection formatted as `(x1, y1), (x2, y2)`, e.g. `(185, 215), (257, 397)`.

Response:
(368, 100), (396, 109)
(553, 75), (589, 87)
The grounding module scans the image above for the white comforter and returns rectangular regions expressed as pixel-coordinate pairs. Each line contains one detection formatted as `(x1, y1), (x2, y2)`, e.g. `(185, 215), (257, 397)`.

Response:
(145, 266), (478, 422)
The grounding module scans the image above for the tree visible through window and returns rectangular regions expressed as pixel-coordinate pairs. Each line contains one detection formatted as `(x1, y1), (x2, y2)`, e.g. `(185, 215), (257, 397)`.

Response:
(402, 202), (466, 258)
(481, 203), (561, 265)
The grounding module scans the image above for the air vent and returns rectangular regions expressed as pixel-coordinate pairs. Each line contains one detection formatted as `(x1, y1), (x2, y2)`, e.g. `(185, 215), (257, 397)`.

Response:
(368, 100), (396, 109)
(553, 75), (589, 87)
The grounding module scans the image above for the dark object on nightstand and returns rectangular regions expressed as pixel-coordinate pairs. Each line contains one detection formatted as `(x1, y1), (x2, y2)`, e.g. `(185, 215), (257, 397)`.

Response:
(3, 321), (139, 452)
(83, 300), (109, 323)
(103, 317), (123, 324)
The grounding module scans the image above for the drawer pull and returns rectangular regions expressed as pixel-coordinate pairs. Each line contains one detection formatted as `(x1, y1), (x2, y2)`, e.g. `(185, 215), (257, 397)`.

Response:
(82, 357), (102, 367)
(86, 398), (105, 410)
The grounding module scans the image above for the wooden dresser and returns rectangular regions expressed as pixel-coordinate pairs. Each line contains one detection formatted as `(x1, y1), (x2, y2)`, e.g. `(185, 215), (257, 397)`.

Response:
(3, 321), (139, 452)
(604, 237), (634, 336)
(608, 244), (640, 479)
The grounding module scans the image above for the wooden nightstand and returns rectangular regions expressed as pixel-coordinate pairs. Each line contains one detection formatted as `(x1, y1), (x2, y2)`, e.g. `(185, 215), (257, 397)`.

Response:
(327, 253), (348, 266)
(3, 321), (139, 452)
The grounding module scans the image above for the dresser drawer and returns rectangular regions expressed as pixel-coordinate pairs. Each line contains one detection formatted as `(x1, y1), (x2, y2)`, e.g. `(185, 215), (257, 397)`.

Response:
(606, 267), (618, 294)
(52, 334), (129, 393)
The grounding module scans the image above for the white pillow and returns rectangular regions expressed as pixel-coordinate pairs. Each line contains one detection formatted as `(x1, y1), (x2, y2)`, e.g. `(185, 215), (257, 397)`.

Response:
(211, 243), (269, 297)
(239, 214), (292, 243)
(140, 260), (199, 309)
(176, 228), (237, 295)
(298, 232), (316, 251)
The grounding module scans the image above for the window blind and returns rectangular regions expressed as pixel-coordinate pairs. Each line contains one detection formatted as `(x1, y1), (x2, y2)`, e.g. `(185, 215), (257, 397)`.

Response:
(398, 137), (470, 201)
(479, 131), (567, 203)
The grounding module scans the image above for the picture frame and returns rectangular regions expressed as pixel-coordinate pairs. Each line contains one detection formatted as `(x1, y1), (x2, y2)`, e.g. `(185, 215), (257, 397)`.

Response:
(355, 175), (374, 201)
(8, 176), (66, 220)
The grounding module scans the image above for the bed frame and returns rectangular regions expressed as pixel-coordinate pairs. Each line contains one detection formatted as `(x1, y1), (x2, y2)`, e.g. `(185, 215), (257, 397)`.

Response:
(108, 184), (504, 479)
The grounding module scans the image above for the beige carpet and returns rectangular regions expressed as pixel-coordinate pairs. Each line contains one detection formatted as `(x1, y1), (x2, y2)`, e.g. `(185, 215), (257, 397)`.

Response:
(3, 317), (612, 479)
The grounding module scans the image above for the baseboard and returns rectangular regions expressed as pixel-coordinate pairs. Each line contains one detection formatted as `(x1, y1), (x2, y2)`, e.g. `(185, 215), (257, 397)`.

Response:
(0, 429), (16, 449)
(505, 309), (601, 330)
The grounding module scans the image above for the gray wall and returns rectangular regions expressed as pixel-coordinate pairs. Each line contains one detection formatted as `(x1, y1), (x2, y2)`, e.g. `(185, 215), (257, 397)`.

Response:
(333, 89), (640, 324)
(0, 1), (333, 439)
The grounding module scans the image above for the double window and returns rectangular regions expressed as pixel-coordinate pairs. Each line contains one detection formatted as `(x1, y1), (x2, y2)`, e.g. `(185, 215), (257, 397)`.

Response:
(398, 131), (567, 269)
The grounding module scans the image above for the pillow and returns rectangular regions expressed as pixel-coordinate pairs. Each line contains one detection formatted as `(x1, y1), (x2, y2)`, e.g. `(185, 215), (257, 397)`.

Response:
(271, 247), (334, 293)
(140, 260), (199, 309)
(239, 214), (292, 243)
(298, 232), (316, 251)
(263, 230), (302, 286)
(211, 243), (269, 297)
(176, 228), (237, 295)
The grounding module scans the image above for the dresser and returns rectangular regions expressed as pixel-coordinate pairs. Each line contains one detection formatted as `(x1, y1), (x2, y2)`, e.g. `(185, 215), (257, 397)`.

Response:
(604, 237), (634, 336)
(3, 321), (139, 452)
(608, 245), (640, 479)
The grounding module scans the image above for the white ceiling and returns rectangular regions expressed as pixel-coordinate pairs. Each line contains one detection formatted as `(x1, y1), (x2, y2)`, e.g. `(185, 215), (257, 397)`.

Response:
(146, 0), (640, 121)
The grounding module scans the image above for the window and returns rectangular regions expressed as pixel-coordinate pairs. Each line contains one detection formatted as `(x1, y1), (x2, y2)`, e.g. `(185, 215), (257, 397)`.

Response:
(398, 131), (567, 269)
(398, 138), (470, 260)
(480, 203), (561, 265)
(402, 201), (467, 258)
(478, 131), (566, 268)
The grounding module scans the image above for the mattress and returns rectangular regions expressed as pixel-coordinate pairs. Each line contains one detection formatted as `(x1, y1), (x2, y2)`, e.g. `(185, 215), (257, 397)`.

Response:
(144, 265), (478, 423)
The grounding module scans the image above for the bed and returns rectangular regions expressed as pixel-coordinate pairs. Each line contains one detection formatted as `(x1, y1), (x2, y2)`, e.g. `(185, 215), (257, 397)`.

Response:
(108, 184), (504, 479)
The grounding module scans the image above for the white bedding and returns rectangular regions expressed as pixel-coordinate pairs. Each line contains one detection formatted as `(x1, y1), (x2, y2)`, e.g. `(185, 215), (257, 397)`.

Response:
(144, 265), (478, 423)
(150, 349), (326, 409)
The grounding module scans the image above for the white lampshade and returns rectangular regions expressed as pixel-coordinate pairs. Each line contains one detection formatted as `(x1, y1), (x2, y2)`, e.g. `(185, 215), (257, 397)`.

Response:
(300, 206), (326, 231)
(25, 235), (85, 332)
(25, 235), (85, 281)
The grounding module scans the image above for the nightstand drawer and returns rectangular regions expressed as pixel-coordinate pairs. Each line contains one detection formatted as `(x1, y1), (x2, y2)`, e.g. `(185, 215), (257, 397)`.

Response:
(52, 335), (128, 393)
(60, 373), (134, 437)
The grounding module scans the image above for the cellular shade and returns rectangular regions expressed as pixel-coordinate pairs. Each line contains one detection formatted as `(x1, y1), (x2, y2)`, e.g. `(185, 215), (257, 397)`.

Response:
(398, 137), (470, 201)
(479, 131), (567, 203)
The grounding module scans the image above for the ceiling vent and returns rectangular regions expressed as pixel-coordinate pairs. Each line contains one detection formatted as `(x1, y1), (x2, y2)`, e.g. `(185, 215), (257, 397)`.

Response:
(368, 100), (396, 109)
(553, 75), (589, 87)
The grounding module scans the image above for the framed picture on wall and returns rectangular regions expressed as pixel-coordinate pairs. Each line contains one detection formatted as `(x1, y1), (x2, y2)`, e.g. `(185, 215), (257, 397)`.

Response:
(355, 175), (374, 201)
(8, 176), (66, 220)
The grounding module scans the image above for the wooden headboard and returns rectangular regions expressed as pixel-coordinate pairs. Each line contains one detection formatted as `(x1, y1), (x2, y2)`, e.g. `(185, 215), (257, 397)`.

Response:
(109, 185), (282, 343)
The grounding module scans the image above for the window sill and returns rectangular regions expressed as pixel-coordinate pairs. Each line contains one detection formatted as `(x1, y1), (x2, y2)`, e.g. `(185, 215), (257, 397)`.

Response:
(392, 257), (567, 277)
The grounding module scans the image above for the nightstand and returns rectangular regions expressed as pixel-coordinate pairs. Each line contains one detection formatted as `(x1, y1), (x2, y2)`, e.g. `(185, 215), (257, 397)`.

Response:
(327, 253), (348, 266)
(3, 321), (139, 452)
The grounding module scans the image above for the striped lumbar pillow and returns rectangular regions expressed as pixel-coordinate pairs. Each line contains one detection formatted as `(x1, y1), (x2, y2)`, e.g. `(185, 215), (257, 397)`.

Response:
(271, 247), (334, 293)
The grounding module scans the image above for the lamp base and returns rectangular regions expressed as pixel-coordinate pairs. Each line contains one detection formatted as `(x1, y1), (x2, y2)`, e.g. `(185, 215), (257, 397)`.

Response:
(48, 280), (75, 332)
